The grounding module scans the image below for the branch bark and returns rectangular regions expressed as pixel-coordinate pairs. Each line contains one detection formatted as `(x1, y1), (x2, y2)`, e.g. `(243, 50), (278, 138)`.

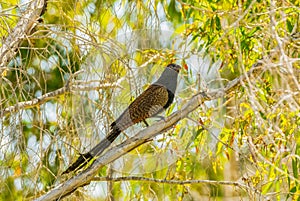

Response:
(0, 80), (120, 117)
(0, 0), (47, 76)
(34, 60), (263, 201)
(92, 176), (259, 194)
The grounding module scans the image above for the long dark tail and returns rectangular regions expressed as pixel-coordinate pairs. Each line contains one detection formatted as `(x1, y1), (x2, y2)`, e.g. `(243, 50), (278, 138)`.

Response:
(62, 128), (121, 174)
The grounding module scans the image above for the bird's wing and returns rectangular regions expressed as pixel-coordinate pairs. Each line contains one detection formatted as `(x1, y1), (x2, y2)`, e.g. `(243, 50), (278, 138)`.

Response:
(113, 84), (169, 131)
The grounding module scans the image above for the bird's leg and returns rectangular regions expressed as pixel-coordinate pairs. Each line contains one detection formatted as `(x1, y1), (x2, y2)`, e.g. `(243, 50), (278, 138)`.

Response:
(153, 115), (166, 121)
(143, 119), (149, 127)
(144, 116), (166, 127)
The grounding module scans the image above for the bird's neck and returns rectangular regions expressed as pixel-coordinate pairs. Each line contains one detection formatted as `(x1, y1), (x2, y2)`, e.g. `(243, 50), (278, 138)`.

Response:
(154, 68), (178, 94)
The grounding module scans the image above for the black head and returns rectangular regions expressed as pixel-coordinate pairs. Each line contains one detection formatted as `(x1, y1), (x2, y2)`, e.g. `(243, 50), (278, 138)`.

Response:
(167, 63), (181, 73)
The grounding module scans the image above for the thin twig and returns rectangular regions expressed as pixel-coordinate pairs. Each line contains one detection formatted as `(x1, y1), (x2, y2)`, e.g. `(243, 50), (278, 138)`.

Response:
(93, 176), (260, 194)
(247, 136), (300, 183)
(1, 77), (120, 117)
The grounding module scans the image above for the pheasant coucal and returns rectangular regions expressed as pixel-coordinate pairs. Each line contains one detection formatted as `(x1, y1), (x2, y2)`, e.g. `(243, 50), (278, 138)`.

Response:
(63, 63), (181, 174)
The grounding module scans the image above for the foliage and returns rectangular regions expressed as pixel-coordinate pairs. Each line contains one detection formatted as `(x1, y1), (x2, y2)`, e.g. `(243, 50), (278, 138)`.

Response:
(0, 0), (299, 200)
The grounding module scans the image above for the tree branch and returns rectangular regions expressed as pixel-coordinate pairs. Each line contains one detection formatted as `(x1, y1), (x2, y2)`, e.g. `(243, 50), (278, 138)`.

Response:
(1, 79), (121, 117)
(93, 176), (260, 195)
(33, 60), (263, 201)
(0, 0), (47, 76)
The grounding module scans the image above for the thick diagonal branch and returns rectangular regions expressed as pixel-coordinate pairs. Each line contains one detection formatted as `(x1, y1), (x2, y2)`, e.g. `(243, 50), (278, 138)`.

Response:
(34, 61), (263, 201)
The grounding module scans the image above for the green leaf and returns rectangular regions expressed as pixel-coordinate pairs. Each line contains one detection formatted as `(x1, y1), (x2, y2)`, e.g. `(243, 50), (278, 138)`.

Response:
(287, 19), (293, 33)
(292, 158), (299, 180)
(215, 15), (221, 31)
(167, 0), (182, 23)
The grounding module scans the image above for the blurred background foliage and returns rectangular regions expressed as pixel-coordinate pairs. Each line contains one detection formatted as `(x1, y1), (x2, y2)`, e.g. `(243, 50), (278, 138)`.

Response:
(0, 0), (299, 200)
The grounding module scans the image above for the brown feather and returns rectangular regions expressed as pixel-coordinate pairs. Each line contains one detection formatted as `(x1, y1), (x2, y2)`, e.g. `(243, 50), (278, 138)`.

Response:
(112, 84), (169, 131)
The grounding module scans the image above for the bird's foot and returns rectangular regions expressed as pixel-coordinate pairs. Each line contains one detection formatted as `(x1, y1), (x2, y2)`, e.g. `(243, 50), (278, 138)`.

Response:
(154, 115), (166, 121)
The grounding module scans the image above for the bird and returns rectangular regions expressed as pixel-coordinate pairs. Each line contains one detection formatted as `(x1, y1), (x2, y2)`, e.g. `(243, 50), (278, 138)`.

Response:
(63, 63), (181, 174)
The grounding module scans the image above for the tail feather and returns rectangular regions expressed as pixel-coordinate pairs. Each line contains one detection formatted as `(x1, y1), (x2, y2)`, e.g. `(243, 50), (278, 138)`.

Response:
(62, 128), (121, 174)
(89, 128), (121, 157)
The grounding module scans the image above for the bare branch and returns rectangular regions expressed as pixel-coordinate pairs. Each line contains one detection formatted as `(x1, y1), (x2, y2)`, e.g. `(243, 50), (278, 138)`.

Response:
(93, 176), (260, 195)
(0, 0), (47, 76)
(1, 79), (120, 117)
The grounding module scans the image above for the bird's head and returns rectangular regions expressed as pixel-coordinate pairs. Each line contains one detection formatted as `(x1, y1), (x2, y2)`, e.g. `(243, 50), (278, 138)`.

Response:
(154, 63), (182, 93)
(167, 63), (181, 73)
